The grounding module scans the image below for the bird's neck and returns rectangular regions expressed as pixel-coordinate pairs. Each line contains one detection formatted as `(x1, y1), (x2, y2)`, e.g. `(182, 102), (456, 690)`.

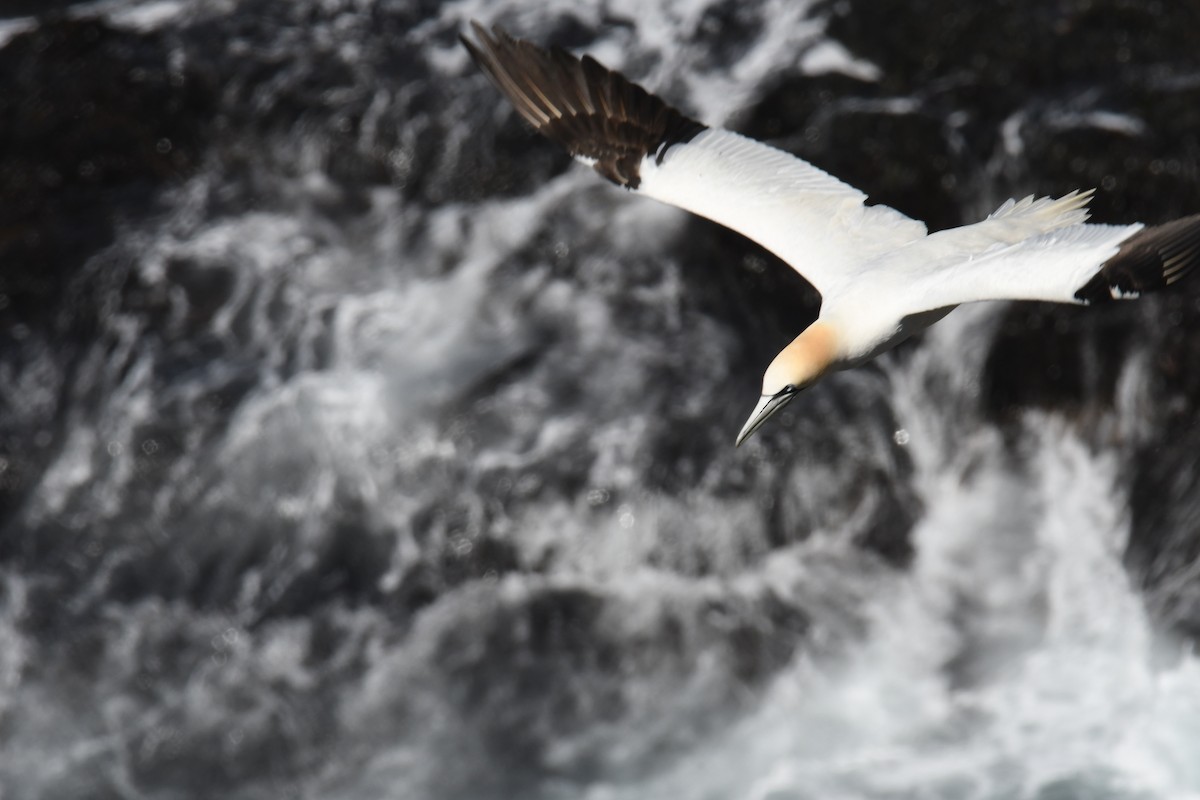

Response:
(788, 321), (840, 377)
(800, 321), (839, 361)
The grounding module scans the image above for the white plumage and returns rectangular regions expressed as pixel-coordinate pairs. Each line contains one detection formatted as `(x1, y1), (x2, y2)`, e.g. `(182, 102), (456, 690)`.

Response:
(638, 128), (928, 295)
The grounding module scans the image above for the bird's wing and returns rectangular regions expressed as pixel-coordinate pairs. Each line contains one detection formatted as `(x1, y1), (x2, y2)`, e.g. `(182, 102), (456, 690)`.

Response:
(1073, 213), (1200, 303)
(462, 23), (927, 299)
(908, 223), (1142, 309)
(898, 195), (1200, 311)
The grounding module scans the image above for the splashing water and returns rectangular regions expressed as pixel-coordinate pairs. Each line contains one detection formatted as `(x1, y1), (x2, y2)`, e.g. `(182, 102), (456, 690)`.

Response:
(4, 0), (1200, 798)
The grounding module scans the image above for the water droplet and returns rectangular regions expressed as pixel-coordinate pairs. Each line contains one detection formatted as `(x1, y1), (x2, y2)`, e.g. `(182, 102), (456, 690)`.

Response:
(107, 441), (122, 457)
(617, 504), (635, 529)
(516, 474), (542, 495)
(893, 428), (910, 446)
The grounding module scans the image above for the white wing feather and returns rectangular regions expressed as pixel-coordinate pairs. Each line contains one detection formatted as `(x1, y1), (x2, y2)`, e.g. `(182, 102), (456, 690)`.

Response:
(905, 222), (1144, 310)
(631, 129), (928, 297)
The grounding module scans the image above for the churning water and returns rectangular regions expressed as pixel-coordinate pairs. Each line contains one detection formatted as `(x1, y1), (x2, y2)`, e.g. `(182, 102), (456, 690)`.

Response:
(3, 1), (1200, 798)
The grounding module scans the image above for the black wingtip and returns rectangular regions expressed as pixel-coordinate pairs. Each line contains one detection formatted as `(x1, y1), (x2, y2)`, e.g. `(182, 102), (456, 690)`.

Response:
(460, 20), (706, 189)
(1075, 213), (1200, 304)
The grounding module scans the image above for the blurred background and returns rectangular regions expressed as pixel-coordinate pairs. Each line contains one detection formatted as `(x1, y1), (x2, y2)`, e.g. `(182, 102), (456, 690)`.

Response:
(3, 0), (1200, 797)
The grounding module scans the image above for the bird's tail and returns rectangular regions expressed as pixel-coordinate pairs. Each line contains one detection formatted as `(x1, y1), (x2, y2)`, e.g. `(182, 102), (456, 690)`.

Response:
(984, 189), (1095, 241)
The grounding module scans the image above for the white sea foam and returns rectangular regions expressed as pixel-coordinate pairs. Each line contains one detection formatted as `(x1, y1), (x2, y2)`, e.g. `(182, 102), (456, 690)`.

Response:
(7, 2), (1200, 798)
(800, 39), (882, 82)
(104, 0), (187, 30)
(0, 17), (35, 48)
(551, 302), (1200, 799)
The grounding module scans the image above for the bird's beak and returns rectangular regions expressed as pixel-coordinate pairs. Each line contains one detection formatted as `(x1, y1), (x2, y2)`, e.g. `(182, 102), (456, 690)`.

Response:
(735, 389), (797, 447)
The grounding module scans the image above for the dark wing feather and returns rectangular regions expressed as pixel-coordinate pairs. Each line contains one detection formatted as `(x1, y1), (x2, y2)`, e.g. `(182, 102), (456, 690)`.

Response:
(1075, 213), (1200, 303)
(461, 22), (706, 189)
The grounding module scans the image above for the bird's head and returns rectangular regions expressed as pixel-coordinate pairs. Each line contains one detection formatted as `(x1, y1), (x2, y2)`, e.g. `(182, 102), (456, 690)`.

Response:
(735, 322), (838, 446)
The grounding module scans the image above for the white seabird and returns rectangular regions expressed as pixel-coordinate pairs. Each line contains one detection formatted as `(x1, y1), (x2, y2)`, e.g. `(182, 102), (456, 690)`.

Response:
(461, 23), (1200, 446)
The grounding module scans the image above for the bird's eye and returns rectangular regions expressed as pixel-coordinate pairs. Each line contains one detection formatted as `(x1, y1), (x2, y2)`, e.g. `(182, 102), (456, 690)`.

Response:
(780, 384), (797, 395)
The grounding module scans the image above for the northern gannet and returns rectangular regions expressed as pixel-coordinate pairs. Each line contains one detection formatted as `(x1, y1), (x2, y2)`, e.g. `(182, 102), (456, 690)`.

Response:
(461, 23), (1200, 446)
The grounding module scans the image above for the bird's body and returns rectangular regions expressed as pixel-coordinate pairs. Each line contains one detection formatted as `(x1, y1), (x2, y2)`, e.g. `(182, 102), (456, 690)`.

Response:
(461, 23), (1200, 444)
